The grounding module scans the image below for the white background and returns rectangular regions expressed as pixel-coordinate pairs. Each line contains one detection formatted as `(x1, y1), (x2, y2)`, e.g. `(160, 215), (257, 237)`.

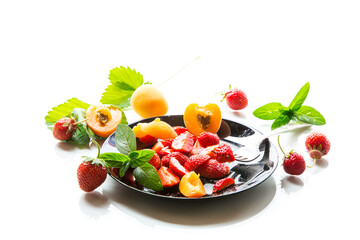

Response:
(1, 1), (359, 239)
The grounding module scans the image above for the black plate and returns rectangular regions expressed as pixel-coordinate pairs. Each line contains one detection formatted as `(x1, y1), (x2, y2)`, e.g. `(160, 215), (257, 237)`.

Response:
(101, 115), (279, 200)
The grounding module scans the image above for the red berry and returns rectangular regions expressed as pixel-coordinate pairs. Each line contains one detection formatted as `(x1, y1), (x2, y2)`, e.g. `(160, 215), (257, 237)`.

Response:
(196, 159), (230, 179)
(222, 86), (248, 110)
(139, 135), (158, 145)
(184, 154), (210, 171)
(305, 132), (331, 160)
(197, 132), (220, 148)
(213, 177), (235, 193)
(148, 152), (161, 170)
(53, 117), (77, 141)
(169, 157), (189, 178)
(283, 152), (306, 175)
(171, 131), (195, 154)
(173, 126), (188, 135)
(77, 160), (107, 192)
(158, 166), (180, 188)
(201, 143), (235, 163)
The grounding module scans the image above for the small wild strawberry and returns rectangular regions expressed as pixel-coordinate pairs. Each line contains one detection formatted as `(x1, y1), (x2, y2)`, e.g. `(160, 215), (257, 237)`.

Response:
(53, 117), (77, 141)
(221, 85), (248, 110)
(278, 136), (306, 175)
(305, 132), (331, 167)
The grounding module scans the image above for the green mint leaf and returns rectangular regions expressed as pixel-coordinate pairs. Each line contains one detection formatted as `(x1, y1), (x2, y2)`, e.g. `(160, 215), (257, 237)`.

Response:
(253, 102), (287, 120)
(119, 161), (130, 178)
(100, 66), (144, 108)
(129, 150), (155, 168)
(133, 163), (163, 192)
(292, 106), (326, 125)
(45, 98), (90, 129)
(70, 108), (92, 145)
(99, 152), (130, 168)
(115, 124), (137, 155)
(289, 82), (310, 111)
(271, 113), (291, 130)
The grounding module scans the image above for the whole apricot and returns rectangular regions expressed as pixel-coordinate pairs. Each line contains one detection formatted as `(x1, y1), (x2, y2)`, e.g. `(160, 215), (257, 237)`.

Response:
(131, 85), (168, 118)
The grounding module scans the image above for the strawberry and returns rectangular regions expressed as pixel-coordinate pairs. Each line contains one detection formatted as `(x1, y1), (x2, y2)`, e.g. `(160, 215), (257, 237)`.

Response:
(173, 126), (188, 135)
(171, 131), (195, 154)
(283, 151), (306, 175)
(201, 143), (235, 163)
(197, 132), (220, 148)
(148, 152), (161, 169)
(151, 141), (165, 153)
(53, 117), (77, 141)
(158, 166), (180, 188)
(139, 135), (158, 145)
(162, 151), (189, 167)
(160, 139), (174, 148)
(213, 177), (235, 193)
(305, 132), (331, 167)
(221, 85), (248, 110)
(77, 158), (107, 192)
(169, 157), (189, 178)
(189, 140), (205, 156)
(184, 154), (210, 171)
(196, 159), (230, 179)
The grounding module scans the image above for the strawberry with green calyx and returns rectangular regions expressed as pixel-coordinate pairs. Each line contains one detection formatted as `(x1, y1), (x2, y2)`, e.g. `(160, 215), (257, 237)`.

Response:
(220, 84), (248, 110)
(53, 116), (77, 141)
(278, 135), (306, 175)
(305, 132), (331, 168)
(77, 140), (107, 192)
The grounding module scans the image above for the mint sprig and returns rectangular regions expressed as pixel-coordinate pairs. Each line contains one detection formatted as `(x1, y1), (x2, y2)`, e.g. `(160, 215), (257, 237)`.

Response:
(253, 82), (326, 130)
(100, 124), (163, 192)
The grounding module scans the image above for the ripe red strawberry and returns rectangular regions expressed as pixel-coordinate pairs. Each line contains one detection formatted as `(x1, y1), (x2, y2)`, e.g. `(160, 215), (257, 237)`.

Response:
(158, 166), (180, 188)
(171, 131), (195, 154)
(139, 135), (157, 145)
(162, 151), (189, 167)
(53, 117), (77, 141)
(283, 151), (306, 175)
(196, 159), (230, 179)
(201, 143), (235, 163)
(189, 140), (205, 156)
(213, 177), (235, 193)
(169, 157), (189, 178)
(77, 158), (107, 192)
(221, 85), (248, 110)
(305, 132), (331, 166)
(197, 132), (220, 148)
(160, 139), (174, 148)
(173, 126), (188, 135)
(184, 154), (210, 171)
(148, 152), (161, 169)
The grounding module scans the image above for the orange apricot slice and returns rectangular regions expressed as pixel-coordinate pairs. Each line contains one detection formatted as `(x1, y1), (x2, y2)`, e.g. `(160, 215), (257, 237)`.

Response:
(183, 103), (222, 136)
(131, 85), (168, 118)
(179, 171), (206, 198)
(132, 118), (178, 140)
(86, 105), (122, 138)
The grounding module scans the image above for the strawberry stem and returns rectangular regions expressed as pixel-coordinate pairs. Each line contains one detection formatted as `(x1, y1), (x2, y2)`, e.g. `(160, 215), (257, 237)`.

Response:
(307, 157), (317, 168)
(91, 139), (101, 158)
(277, 135), (286, 155)
(73, 118), (87, 125)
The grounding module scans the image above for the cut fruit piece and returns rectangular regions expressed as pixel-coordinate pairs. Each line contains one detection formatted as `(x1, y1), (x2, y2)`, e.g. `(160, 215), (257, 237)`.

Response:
(86, 105), (123, 138)
(169, 157), (189, 178)
(179, 171), (206, 198)
(158, 166), (180, 188)
(183, 103), (222, 137)
(171, 131), (195, 154)
(131, 85), (168, 118)
(132, 118), (178, 140)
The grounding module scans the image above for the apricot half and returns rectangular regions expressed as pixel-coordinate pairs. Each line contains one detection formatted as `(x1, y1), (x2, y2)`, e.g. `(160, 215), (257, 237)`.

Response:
(183, 103), (222, 136)
(132, 118), (178, 140)
(131, 85), (168, 118)
(179, 171), (206, 198)
(86, 105), (122, 138)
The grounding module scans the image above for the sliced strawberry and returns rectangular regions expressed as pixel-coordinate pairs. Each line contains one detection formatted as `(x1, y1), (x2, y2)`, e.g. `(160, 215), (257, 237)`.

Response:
(158, 147), (173, 158)
(148, 152), (161, 170)
(171, 131), (195, 154)
(162, 151), (189, 167)
(151, 141), (165, 153)
(201, 143), (235, 163)
(189, 140), (205, 156)
(158, 166), (180, 188)
(173, 126), (188, 135)
(197, 132), (220, 148)
(184, 154), (210, 171)
(160, 139), (174, 148)
(139, 135), (158, 145)
(196, 159), (230, 179)
(212, 177), (235, 193)
(169, 157), (189, 178)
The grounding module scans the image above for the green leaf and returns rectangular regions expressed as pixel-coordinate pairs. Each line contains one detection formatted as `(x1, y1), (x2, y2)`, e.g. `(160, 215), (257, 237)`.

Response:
(292, 106), (326, 125)
(129, 150), (155, 168)
(45, 98), (90, 129)
(115, 124), (137, 155)
(271, 114), (291, 130)
(289, 82), (310, 111)
(133, 163), (163, 192)
(70, 108), (92, 145)
(119, 161), (130, 178)
(253, 102), (287, 120)
(99, 152), (130, 168)
(100, 66), (144, 108)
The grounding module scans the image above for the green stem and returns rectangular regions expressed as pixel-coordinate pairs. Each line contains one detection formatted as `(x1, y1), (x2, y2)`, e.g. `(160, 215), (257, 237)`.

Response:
(277, 135), (286, 155)
(91, 139), (101, 158)
(307, 157), (317, 168)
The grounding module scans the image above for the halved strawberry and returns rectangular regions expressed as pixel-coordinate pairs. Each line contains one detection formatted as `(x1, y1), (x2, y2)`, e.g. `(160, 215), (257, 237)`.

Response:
(184, 154), (210, 171)
(158, 166), (180, 188)
(162, 151), (189, 167)
(139, 135), (158, 145)
(201, 143), (235, 163)
(197, 132), (220, 148)
(171, 131), (195, 154)
(196, 159), (230, 179)
(189, 140), (205, 156)
(169, 157), (189, 178)
(212, 177), (235, 193)
(173, 126), (188, 135)
(148, 152), (161, 169)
